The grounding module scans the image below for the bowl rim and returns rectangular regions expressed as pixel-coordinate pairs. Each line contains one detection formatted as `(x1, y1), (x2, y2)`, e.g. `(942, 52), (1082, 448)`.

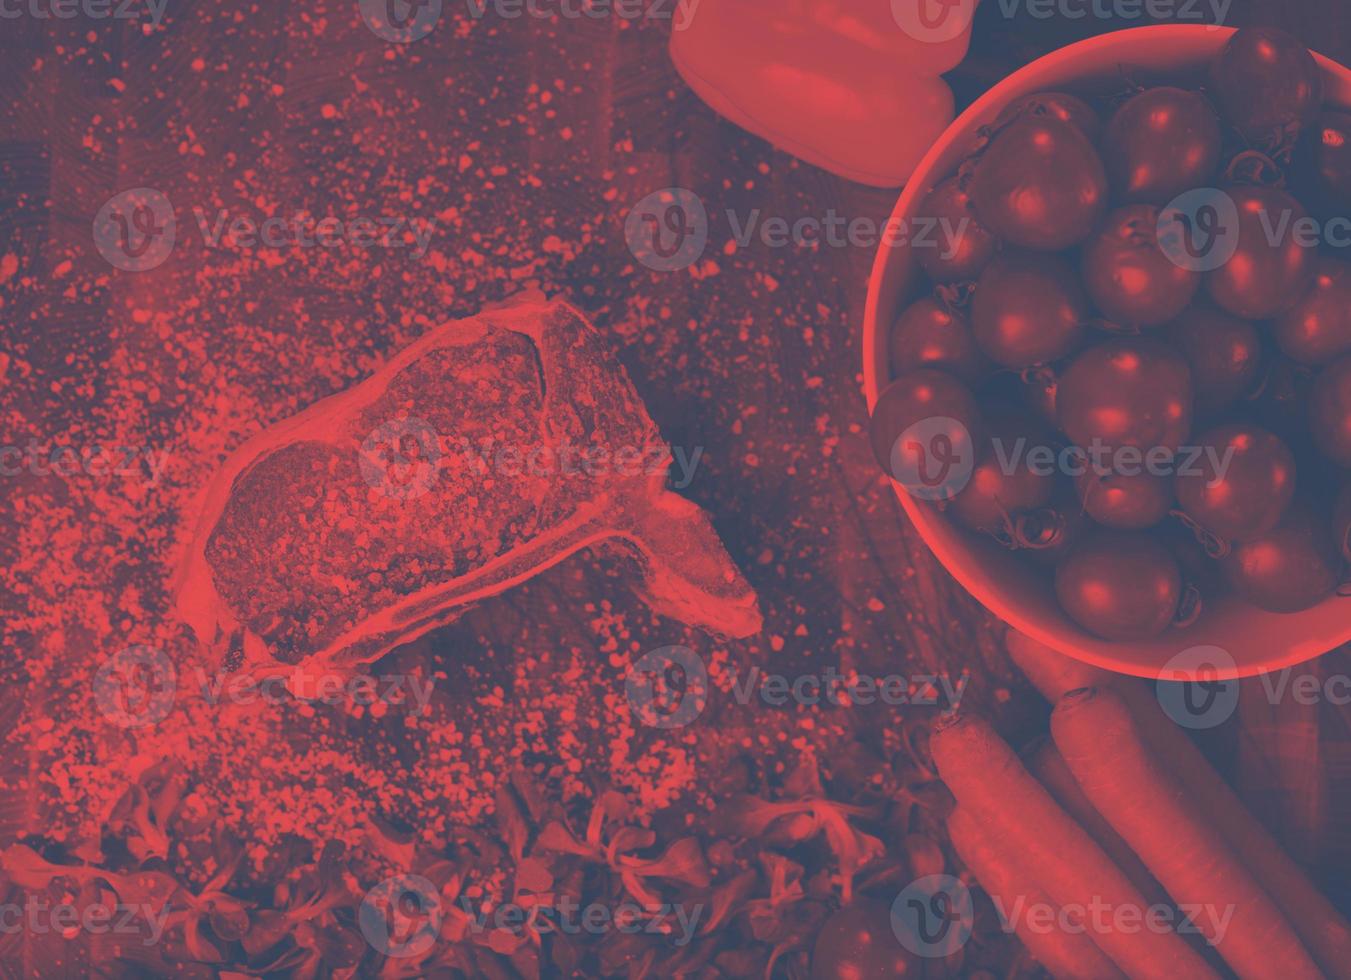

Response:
(862, 24), (1351, 680)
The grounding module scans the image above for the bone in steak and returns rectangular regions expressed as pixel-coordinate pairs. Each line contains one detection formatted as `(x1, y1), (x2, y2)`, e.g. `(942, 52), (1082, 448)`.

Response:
(174, 298), (762, 675)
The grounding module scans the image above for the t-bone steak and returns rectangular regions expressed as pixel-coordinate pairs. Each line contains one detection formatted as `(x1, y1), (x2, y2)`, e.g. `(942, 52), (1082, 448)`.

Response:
(174, 298), (762, 676)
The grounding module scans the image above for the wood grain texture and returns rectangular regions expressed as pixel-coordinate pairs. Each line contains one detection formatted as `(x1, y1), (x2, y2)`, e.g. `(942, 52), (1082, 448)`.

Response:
(1, 0), (1347, 903)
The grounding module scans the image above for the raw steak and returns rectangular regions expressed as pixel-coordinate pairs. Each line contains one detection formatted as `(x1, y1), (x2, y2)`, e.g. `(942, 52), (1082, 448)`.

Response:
(174, 298), (761, 676)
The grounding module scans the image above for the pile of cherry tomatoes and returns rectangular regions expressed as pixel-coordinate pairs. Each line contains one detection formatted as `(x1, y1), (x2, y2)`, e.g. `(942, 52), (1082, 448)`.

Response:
(871, 27), (1351, 641)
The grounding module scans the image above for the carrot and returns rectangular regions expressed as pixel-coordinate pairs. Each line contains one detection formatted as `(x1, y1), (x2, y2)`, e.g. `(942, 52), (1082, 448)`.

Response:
(1027, 737), (1235, 974)
(1052, 686), (1323, 980)
(1115, 679), (1351, 980)
(1026, 738), (1171, 910)
(947, 806), (1125, 980)
(1004, 625), (1111, 701)
(1007, 626), (1351, 979)
(930, 714), (1219, 979)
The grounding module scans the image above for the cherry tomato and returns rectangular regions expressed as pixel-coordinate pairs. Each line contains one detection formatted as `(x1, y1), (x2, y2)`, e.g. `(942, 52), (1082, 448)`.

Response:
(1056, 338), (1193, 452)
(1210, 26), (1323, 147)
(1020, 488), (1094, 566)
(1168, 305), (1262, 415)
(1310, 355), (1351, 467)
(970, 115), (1108, 250)
(1296, 111), (1351, 216)
(1175, 424), (1297, 542)
(870, 369), (984, 500)
(951, 416), (1058, 538)
(1223, 500), (1341, 612)
(1075, 467), (1174, 530)
(1082, 205), (1200, 327)
(1055, 531), (1182, 640)
(1102, 87), (1222, 205)
(889, 298), (989, 384)
(811, 901), (920, 979)
(1207, 185), (1316, 320)
(995, 91), (1102, 140)
(915, 178), (1000, 284)
(1274, 257), (1351, 365)
(971, 251), (1088, 368)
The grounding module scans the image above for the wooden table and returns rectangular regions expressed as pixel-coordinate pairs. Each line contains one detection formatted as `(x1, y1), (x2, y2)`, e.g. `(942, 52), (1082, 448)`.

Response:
(1, 0), (1348, 950)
